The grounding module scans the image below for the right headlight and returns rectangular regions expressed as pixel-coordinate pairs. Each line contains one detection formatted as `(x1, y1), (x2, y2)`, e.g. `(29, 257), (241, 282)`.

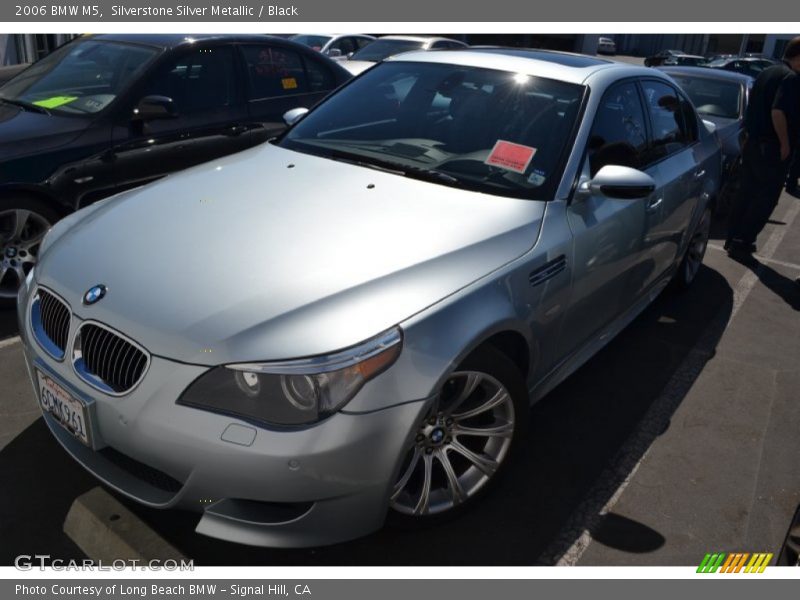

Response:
(177, 327), (402, 426)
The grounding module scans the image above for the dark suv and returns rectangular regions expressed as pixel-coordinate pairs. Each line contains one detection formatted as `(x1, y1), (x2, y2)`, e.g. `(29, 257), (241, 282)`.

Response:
(0, 34), (351, 303)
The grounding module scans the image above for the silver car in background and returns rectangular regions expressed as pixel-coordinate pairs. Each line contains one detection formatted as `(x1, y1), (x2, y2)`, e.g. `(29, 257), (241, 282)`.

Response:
(289, 33), (375, 60)
(18, 49), (719, 547)
(342, 35), (468, 75)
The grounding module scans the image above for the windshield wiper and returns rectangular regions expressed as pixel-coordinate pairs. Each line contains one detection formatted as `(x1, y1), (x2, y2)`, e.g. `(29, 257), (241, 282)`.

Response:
(399, 164), (461, 185)
(0, 97), (50, 115)
(324, 151), (406, 176)
(294, 142), (463, 187)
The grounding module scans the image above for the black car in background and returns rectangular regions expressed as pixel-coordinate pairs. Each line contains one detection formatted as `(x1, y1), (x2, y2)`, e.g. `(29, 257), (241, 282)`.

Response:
(0, 34), (351, 303)
(659, 66), (753, 212)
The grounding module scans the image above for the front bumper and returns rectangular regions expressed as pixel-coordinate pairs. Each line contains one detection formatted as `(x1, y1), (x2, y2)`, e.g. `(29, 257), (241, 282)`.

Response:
(18, 291), (429, 547)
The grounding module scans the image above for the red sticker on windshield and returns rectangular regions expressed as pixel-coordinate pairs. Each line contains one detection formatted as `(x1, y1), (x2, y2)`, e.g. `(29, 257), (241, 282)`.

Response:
(484, 140), (537, 174)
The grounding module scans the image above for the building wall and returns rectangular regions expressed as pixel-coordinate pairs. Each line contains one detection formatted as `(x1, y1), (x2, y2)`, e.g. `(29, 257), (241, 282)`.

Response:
(614, 34), (708, 56)
(0, 35), (20, 65)
(763, 34), (800, 59)
(0, 34), (76, 65)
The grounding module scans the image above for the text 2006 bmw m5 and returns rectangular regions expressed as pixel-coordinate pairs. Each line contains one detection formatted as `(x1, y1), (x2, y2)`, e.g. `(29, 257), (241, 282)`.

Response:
(18, 49), (719, 547)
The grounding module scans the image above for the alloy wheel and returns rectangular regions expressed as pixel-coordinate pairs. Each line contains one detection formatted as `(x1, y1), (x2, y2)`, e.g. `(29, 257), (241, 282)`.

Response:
(0, 208), (51, 299)
(390, 370), (516, 516)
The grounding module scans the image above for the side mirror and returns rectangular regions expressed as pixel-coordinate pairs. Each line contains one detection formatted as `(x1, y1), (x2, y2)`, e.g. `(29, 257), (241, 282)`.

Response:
(583, 165), (656, 199)
(702, 119), (717, 134)
(327, 48), (343, 58)
(132, 95), (177, 121)
(283, 107), (309, 127)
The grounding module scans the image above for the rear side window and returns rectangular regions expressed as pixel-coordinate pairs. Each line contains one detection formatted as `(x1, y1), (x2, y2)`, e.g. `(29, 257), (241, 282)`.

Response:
(641, 80), (699, 162)
(302, 56), (336, 92)
(242, 45), (308, 99)
(587, 81), (648, 176)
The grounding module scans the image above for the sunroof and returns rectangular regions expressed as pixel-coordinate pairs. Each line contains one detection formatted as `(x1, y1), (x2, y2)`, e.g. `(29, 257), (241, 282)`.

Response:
(470, 48), (612, 68)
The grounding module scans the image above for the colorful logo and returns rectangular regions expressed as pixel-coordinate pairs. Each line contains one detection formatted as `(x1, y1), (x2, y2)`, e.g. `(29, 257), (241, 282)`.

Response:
(697, 552), (773, 573)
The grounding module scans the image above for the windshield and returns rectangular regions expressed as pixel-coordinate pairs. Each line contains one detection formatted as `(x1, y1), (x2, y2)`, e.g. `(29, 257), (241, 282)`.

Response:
(669, 75), (742, 119)
(290, 35), (333, 51)
(279, 61), (585, 200)
(350, 39), (425, 62)
(0, 39), (157, 115)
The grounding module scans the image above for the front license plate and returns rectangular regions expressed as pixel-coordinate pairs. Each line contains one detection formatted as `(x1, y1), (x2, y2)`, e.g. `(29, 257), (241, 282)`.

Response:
(36, 369), (91, 447)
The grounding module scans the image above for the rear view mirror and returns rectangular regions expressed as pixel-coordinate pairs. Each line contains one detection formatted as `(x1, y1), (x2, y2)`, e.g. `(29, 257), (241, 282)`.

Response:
(132, 95), (177, 121)
(327, 48), (343, 58)
(586, 165), (656, 199)
(283, 107), (309, 127)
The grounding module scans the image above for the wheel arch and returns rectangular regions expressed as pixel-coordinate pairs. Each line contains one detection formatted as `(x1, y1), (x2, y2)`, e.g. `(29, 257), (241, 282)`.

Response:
(0, 184), (72, 217)
(344, 279), (539, 414)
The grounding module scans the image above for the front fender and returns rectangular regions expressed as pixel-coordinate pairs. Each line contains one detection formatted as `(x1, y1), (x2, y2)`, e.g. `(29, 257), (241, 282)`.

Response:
(344, 271), (534, 413)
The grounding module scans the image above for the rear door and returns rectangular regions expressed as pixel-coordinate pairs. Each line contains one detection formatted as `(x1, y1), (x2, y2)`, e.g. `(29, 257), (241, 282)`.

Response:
(240, 43), (341, 146)
(637, 78), (702, 292)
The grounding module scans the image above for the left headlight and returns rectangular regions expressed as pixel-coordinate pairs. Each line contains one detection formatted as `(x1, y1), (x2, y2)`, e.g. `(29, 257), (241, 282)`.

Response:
(177, 327), (403, 426)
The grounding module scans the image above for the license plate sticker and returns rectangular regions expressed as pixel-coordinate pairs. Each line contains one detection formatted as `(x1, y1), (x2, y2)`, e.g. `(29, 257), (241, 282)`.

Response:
(36, 369), (91, 447)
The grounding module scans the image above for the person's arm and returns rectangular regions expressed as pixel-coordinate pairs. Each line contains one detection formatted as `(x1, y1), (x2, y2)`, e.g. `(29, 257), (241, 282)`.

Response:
(772, 74), (798, 161)
(772, 108), (791, 161)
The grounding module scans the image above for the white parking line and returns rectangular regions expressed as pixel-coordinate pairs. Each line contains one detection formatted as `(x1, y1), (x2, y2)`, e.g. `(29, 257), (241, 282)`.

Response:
(549, 198), (800, 566)
(0, 336), (20, 349)
(707, 243), (800, 272)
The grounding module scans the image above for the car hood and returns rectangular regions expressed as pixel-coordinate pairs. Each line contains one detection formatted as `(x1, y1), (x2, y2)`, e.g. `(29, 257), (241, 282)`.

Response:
(37, 143), (545, 365)
(0, 103), (88, 160)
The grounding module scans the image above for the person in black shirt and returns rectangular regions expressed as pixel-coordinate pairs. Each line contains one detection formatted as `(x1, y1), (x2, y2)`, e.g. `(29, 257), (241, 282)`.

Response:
(788, 139), (800, 195)
(726, 37), (800, 255)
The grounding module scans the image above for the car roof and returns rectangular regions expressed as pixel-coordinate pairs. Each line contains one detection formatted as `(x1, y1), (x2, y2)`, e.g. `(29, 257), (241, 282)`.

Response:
(87, 33), (289, 50)
(293, 33), (374, 39)
(377, 35), (462, 43)
(658, 65), (754, 84)
(384, 48), (656, 85)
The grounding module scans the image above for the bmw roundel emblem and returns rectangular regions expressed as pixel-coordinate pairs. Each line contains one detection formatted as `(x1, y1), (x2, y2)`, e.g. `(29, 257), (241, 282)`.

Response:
(83, 284), (107, 305)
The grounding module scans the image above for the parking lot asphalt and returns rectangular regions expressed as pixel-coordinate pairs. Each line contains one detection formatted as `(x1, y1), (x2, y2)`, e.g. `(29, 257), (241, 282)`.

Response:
(0, 191), (798, 566)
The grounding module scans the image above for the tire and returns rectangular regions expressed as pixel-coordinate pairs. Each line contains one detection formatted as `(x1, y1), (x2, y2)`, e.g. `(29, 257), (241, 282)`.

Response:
(387, 344), (529, 528)
(672, 207), (712, 291)
(0, 195), (61, 307)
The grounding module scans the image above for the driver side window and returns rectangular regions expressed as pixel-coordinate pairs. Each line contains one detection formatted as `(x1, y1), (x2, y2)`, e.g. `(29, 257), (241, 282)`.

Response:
(143, 46), (235, 115)
(587, 81), (648, 177)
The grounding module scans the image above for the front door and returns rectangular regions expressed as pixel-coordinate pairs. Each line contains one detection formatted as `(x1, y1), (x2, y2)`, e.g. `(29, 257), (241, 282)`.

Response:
(109, 44), (250, 192)
(558, 80), (657, 360)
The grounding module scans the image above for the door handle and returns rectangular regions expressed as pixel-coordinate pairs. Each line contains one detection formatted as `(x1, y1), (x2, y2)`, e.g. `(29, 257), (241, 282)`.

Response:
(229, 125), (248, 136)
(647, 196), (663, 212)
(693, 169), (706, 180)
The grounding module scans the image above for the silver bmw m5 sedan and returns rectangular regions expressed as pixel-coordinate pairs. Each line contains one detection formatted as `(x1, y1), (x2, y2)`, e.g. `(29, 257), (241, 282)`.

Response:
(17, 48), (720, 547)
